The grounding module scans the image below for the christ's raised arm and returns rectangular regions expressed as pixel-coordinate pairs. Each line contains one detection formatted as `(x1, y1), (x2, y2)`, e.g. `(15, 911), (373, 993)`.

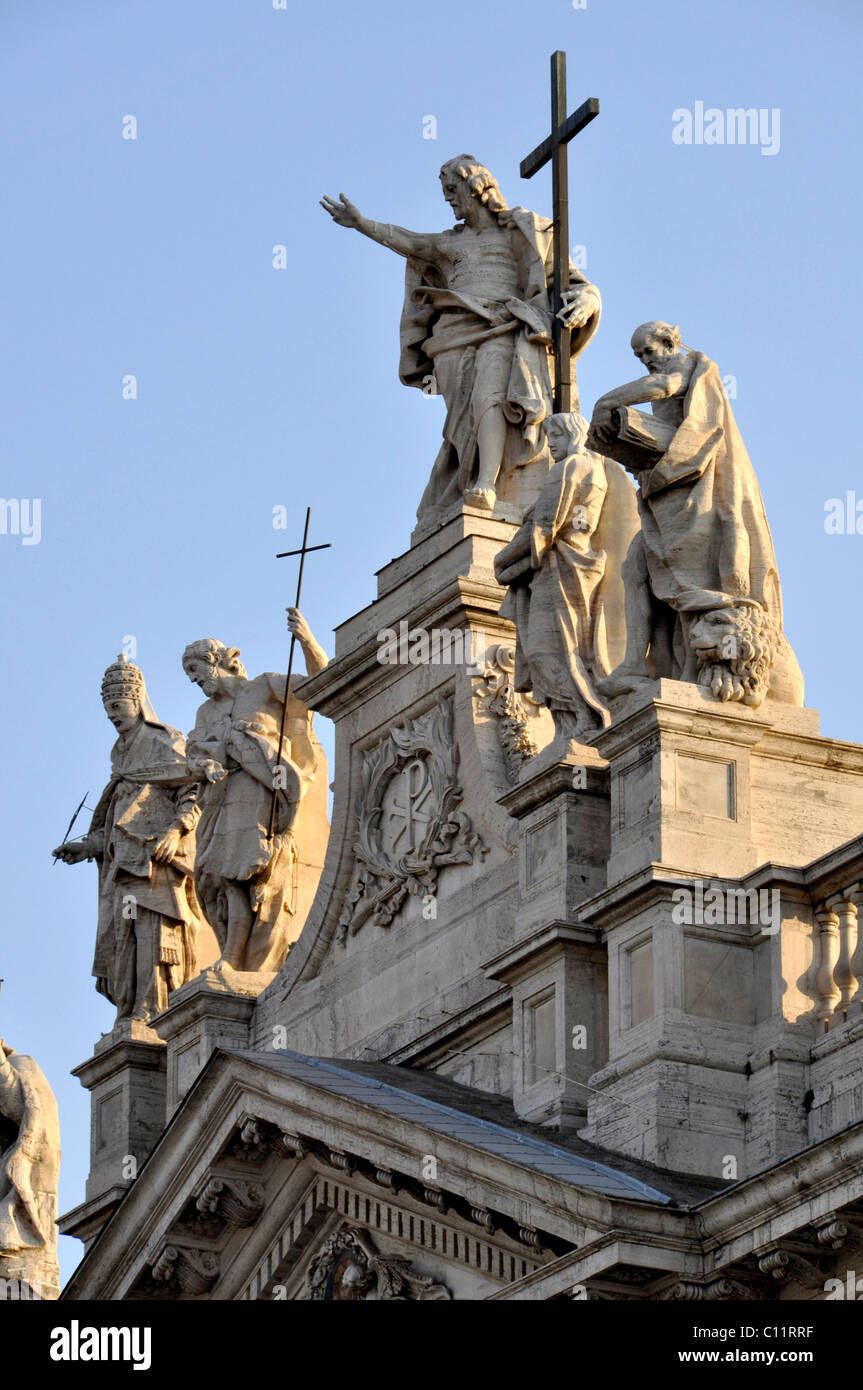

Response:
(321, 193), (441, 261)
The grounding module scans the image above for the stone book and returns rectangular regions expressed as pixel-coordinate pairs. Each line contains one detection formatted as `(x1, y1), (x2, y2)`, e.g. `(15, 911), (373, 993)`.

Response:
(598, 406), (676, 473)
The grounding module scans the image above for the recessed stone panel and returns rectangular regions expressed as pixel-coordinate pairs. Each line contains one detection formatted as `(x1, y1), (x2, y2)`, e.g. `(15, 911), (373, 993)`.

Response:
(524, 815), (560, 888)
(176, 1042), (203, 1102)
(684, 936), (754, 1023)
(676, 753), (735, 820)
(620, 755), (657, 829)
(96, 1087), (123, 1151)
(629, 940), (654, 1027)
(525, 989), (556, 1087)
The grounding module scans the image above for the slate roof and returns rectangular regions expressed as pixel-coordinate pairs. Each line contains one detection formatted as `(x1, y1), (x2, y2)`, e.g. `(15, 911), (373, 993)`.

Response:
(236, 1048), (726, 1207)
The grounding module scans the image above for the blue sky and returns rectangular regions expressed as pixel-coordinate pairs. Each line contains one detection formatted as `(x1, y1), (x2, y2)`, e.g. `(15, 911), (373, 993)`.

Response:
(0, 0), (859, 1284)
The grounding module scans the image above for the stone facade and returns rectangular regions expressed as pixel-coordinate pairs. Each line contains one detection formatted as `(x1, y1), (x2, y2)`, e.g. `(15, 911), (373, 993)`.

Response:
(60, 508), (863, 1302)
(54, 75), (863, 1304)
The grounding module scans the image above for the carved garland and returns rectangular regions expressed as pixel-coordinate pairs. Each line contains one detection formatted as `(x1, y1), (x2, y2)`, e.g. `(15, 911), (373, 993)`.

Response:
(306, 1224), (451, 1301)
(472, 643), (540, 780)
(338, 697), (486, 941)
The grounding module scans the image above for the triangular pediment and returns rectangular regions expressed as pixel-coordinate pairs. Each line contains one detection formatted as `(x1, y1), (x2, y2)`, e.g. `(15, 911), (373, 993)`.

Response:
(65, 1045), (688, 1300)
(63, 1045), (863, 1303)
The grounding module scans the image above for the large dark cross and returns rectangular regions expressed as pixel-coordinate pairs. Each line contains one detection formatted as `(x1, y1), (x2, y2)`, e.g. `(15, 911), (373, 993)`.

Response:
(520, 51), (599, 414)
(267, 506), (331, 842)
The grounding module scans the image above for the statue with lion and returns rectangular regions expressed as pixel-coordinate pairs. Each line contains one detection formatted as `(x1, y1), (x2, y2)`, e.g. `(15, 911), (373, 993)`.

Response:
(588, 320), (803, 709)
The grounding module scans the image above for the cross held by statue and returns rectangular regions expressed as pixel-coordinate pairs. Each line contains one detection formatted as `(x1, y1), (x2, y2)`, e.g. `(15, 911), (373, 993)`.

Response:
(268, 506), (331, 842)
(521, 51), (599, 415)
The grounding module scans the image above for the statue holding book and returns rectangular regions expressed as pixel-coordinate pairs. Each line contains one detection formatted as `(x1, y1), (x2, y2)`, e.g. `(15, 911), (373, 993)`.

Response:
(588, 321), (803, 709)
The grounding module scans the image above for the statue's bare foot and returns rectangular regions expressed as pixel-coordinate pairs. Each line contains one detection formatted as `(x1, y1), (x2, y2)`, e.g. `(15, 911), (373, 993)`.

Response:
(596, 669), (654, 699)
(464, 485), (496, 511)
(212, 957), (240, 975)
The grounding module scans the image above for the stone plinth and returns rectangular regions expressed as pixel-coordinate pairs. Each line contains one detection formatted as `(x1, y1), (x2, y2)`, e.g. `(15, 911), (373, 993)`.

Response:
(498, 752), (609, 937)
(592, 680), (863, 887)
(486, 753), (610, 1128)
(485, 923), (606, 1130)
(60, 1019), (167, 1249)
(577, 682), (863, 1178)
(153, 969), (264, 1113)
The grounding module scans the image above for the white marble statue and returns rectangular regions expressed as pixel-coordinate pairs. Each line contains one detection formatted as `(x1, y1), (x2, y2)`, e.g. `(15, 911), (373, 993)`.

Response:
(182, 609), (328, 975)
(494, 412), (639, 755)
(322, 156), (601, 521)
(53, 655), (205, 1024)
(0, 1038), (61, 1298)
(589, 322), (804, 709)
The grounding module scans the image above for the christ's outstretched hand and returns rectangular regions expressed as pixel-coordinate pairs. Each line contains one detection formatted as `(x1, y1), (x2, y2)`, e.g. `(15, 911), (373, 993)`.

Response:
(321, 193), (363, 230)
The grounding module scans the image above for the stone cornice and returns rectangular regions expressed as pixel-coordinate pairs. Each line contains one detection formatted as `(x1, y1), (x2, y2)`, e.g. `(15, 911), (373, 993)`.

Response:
(296, 576), (514, 720)
(694, 1119), (863, 1256)
(483, 922), (604, 985)
(497, 754), (608, 819)
(72, 1037), (165, 1090)
(577, 861), (813, 932)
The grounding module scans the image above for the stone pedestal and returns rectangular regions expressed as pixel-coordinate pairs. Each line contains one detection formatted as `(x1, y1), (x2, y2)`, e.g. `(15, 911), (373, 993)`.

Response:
(487, 754), (610, 1129)
(0, 1245), (59, 1302)
(499, 752), (609, 936)
(485, 923), (606, 1130)
(412, 492), (540, 547)
(578, 681), (863, 1178)
(153, 969), (262, 1114)
(59, 1019), (166, 1250)
(596, 680), (826, 886)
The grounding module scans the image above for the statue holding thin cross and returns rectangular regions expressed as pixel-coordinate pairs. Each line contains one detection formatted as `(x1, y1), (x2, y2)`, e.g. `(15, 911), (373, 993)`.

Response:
(181, 605), (330, 976)
(322, 124), (601, 527)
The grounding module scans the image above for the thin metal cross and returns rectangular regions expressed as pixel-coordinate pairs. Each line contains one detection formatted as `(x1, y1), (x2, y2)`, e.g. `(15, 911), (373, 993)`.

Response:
(520, 51), (599, 414)
(267, 507), (331, 842)
(52, 791), (90, 865)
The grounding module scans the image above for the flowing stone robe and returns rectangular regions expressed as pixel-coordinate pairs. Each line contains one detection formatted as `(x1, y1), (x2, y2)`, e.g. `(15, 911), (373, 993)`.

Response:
(496, 450), (638, 733)
(88, 719), (203, 1022)
(0, 1046), (60, 1294)
(637, 352), (783, 639)
(397, 209), (600, 516)
(187, 676), (323, 974)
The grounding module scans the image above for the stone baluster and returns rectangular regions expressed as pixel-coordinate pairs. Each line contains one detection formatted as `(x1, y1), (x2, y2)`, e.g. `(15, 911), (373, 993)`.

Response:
(830, 891), (859, 1019)
(846, 883), (863, 1015)
(814, 906), (841, 1028)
